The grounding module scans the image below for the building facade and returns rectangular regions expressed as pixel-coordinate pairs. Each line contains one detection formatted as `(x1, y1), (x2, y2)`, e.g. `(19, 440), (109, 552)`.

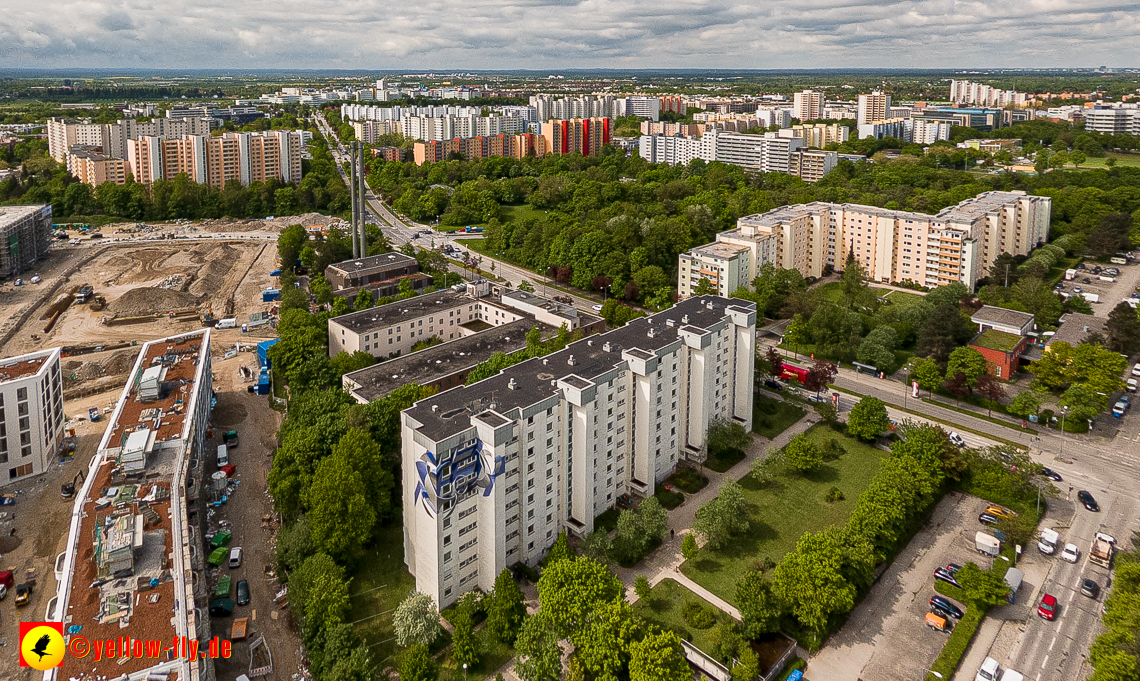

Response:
(539, 118), (610, 157)
(126, 130), (303, 187)
(400, 295), (756, 607)
(0, 347), (64, 485)
(677, 243), (752, 298)
(67, 146), (129, 186)
(793, 90), (825, 121)
(857, 91), (892, 125)
(857, 118), (952, 144)
(0, 204), (52, 278)
(779, 123), (850, 148)
(949, 80), (1029, 108)
(1083, 108), (1140, 135)
(639, 129), (838, 182)
(325, 252), (422, 291)
(413, 133), (548, 164)
(688, 191), (1051, 291)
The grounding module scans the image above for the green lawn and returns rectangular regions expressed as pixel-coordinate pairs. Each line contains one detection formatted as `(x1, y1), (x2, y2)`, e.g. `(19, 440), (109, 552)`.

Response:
(632, 578), (735, 654)
(439, 627), (515, 681)
(1071, 152), (1140, 169)
(681, 425), (888, 604)
(752, 394), (807, 440)
(883, 291), (926, 307)
(347, 520), (418, 671)
(442, 203), (546, 232)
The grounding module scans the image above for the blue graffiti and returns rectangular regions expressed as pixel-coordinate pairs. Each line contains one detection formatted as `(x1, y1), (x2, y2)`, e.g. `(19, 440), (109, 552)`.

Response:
(415, 439), (504, 519)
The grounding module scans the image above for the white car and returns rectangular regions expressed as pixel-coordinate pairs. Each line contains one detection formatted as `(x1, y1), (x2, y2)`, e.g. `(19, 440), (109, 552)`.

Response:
(949, 432), (967, 447)
(1128, 378), (1138, 393)
(976, 657), (1000, 681)
(1061, 543), (1080, 563)
(1133, 362), (1140, 378)
(592, 304), (603, 312)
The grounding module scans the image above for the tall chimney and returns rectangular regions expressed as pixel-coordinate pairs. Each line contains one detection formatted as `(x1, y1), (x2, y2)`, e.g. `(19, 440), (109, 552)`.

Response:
(357, 141), (367, 256)
(349, 141), (358, 258)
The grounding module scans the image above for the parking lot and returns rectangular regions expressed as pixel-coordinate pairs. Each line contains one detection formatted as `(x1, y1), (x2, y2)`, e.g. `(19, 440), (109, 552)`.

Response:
(808, 493), (1006, 680)
(1055, 256), (1140, 318)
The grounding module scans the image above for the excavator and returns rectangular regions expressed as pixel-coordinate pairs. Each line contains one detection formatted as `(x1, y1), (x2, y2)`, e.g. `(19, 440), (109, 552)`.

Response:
(61, 470), (85, 498)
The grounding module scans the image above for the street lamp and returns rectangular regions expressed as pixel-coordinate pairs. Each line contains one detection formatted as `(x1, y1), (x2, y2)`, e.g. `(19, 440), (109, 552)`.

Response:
(463, 663), (468, 681)
(922, 671), (944, 679)
(1059, 405), (1070, 459)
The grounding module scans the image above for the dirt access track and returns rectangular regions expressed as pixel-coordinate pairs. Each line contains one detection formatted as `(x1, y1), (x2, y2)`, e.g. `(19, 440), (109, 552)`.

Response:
(0, 238), (281, 361)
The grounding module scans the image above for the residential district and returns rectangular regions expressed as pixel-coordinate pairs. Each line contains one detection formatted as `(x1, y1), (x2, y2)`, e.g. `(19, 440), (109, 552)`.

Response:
(3, 70), (1140, 681)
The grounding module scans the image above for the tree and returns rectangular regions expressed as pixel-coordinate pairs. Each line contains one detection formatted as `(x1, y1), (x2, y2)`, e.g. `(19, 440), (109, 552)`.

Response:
(581, 529), (613, 565)
(783, 434), (824, 473)
(975, 373), (1007, 417)
(487, 569), (526, 644)
(693, 480), (750, 549)
(1089, 213), (1132, 258)
(856, 340), (897, 375)
(393, 592), (442, 648)
(353, 288), (373, 311)
(1071, 150), (1087, 166)
(1060, 382), (1106, 423)
(635, 576), (652, 601)
(331, 428), (394, 521)
(736, 570), (783, 638)
(814, 401), (839, 429)
(947, 346), (988, 389)
(1008, 391), (1042, 420)
(306, 451), (376, 562)
(638, 496), (669, 544)
(1105, 157), (1118, 168)
(515, 615), (562, 681)
(708, 622), (746, 664)
(917, 304), (974, 362)
(518, 279), (535, 293)
(545, 531), (574, 566)
(773, 529), (861, 637)
(400, 644), (439, 681)
(732, 649), (761, 681)
(280, 286), (310, 314)
(575, 600), (644, 681)
(750, 454), (776, 484)
(804, 359), (838, 395)
(536, 557), (624, 637)
(629, 630), (691, 681)
(956, 562), (1010, 607)
(681, 533), (699, 560)
(451, 609), (479, 669)
(706, 419), (752, 468)
(913, 358), (942, 397)
(1106, 302), (1140, 354)
(847, 396), (890, 441)
(290, 553), (351, 641)
(279, 223), (309, 268)
(693, 278), (719, 296)
(840, 253), (874, 311)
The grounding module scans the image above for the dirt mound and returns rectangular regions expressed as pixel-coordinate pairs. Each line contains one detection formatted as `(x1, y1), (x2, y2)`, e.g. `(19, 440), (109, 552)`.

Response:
(103, 348), (140, 375)
(264, 212), (337, 232)
(108, 288), (200, 317)
(188, 244), (242, 300)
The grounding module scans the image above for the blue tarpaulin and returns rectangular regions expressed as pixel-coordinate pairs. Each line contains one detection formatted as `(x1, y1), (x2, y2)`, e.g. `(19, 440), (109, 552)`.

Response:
(257, 339), (279, 369)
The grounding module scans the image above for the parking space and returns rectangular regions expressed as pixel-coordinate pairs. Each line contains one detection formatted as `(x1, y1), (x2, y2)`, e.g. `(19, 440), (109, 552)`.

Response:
(807, 494), (999, 681)
(1056, 256), (1140, 317)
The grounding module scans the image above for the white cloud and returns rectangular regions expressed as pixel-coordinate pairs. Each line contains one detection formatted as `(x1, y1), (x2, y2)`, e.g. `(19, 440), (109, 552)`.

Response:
(5, 0), (1140, 67)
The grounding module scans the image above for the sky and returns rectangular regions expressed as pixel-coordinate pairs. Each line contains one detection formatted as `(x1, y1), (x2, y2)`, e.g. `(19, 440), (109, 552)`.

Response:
(5, 0), (1140, 69)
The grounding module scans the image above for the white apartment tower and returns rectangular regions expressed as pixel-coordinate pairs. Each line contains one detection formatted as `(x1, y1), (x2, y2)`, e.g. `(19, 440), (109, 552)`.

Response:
(401, 296), (756, 607)
(0, 347), (64, 485)
(857, 91), (892, 125)
(793, 90), (825, 121)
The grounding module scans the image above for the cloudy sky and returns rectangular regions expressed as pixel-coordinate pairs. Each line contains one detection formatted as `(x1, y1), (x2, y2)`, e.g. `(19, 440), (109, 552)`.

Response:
(5, 0), (1140, 69)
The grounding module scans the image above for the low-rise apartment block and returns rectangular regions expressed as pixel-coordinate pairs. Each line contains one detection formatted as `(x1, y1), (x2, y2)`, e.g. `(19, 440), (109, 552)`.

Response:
(67, 145), (129, 186)
(779, 123), (850, 148)
(639, 129), (838, 182)
(401, 295), (756, 607)
(325, 252), (423, 292)
(683, 191), (1051, 293)
(51, 329), (214, 681)
(857, 118), (951, 144)
(0, 347), (64, 485)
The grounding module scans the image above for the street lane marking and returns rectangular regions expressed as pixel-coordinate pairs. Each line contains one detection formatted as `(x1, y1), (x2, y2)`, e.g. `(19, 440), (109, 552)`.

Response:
(1049, 634), (1057, 651)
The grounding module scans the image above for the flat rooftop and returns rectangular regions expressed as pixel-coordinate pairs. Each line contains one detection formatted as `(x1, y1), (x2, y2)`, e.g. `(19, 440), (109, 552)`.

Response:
(686, 242), (750, 259)
(0, 204), (46, 225)
(501, 289), (595, 326)
(971, 329), (1023, 353)
(938, 191), (1036, 221)
(329, 289), (468, 334)
(0, 347), (57, 385)
(345, 319), (550, 402)
(405, 296), (753, 442)
(327, 252), (417, 277)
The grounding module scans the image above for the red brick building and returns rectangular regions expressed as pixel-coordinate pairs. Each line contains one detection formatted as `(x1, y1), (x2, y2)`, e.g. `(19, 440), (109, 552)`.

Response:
(968, 306), (1036, 380)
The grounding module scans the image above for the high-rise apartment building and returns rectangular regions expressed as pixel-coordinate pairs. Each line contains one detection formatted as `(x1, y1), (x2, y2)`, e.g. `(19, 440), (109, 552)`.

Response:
(779, 123), (850, 148)
(639, 129), (837, 182)
(0, 347), (64, 485)
(948, 80), (1029, 108)
(48, 117), (215, 162)
(126, 130), (302, 188)
(686, 191), (1051, 293)
(400, 295), (756, 608)
(1083, 108), (1140, 135)
(857, 118), (952, 144)
(857, 91), (892, 125)
(67, 146), (129, 186)
(677, 243), (753, 298)
(793, 90), (825, 121)
(539, 118), (610, 157)
(0, 204), (52, 278)
(413, 133), (548, 165)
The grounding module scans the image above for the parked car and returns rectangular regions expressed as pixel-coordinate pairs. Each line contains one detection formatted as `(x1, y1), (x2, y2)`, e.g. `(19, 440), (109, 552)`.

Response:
(934, 567), (961, 588)
(236, 579), (250, 606)
(591, 304), (603, 312)
(1081, 578), (1101, 599)
(978, 512), (1001, 526)
(1077, 490), (1100, 511)
(975, 656), (1000, 681)
(1040, 467), (1063, 482)
(1038, 593), (1058, 620)
(807, 393), (827, 403)
(1132, 362), (1140, 377)
(1083, 277), (1092, 284)
(764, 378), (783, 391)
(1061, 543), (1080, 563)
(949, 432), (967, 447)
(1128, 379), (1138, 393)
(984, 505), (1015, 520)
(1074, 286), (1083, 293)
(931, 595), (964, 619)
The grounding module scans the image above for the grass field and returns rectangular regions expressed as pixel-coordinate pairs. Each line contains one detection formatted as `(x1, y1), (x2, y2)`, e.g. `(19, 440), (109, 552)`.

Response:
(631, 578), (735, 653)
(680, 425), (888, 604)
(443, 203), (545, 232)
(347, 520), (418, 671)
(883, 291), (926, 307)
(438, 628), (515, 681)
(1072, 153), (1140, 169)
(752, 394), (807, 440)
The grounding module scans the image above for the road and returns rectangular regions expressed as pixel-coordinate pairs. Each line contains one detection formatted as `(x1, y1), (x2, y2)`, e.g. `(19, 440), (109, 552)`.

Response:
(311, 112), (605, 312)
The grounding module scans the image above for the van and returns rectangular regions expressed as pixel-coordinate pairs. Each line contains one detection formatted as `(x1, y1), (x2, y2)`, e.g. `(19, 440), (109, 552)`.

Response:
(228, 547), (243, 569)
(217, 445), (229, 467)
(1004, 567), (1024, 603)
(1111, 257), (1127, 265)
(975, 657), (1000, 681)
(216, 318), (237, 329)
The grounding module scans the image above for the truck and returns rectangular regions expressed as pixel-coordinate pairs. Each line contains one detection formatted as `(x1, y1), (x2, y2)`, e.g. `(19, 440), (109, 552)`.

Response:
(223, 430), (239, 449)
(1038, 528), (1059, 554)
(75, 285), (94, 303)
(976, 532), (1001, 557)
(1090, 532), (1116, 568)
(1082, 292), (1101, 304)
(216, 318), (238, 329)
(88, 407), (101, 422)
(1064, 268), (1077, 280)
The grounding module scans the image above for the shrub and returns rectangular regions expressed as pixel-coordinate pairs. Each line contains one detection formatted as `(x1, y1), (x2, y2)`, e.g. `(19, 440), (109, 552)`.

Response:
(824, 486), (845, 503)
(668, 467), (709, 494)
(681, 601), (717, 629)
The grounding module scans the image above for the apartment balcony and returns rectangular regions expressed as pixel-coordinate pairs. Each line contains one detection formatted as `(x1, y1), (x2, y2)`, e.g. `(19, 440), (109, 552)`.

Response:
(630, 477), (649, 495)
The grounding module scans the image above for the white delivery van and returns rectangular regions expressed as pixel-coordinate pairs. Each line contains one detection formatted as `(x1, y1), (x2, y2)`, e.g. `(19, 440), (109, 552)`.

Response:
(1111, 257), (1128, 265)
(1038, 528), (1059, 554)
(216, 318), (237, 329)
(217, 444), (229, 467)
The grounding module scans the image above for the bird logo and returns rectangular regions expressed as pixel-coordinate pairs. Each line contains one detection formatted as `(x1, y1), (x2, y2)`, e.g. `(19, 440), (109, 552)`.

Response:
(19, 623), (65, 670)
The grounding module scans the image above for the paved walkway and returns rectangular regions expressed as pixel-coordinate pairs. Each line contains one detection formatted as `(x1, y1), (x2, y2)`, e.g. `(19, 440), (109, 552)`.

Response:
(612, 409), (817, 617)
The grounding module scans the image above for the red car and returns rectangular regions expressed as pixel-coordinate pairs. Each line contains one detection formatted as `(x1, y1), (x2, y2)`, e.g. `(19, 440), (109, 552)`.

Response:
(1038, 593), (1057, 620)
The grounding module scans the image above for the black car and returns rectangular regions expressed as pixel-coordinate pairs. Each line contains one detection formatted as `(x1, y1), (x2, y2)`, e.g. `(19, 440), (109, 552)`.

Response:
(236, 579), (250, 606)
(1077, 490), (1100, 512)
(1041, 467), (1063, 482)
(1083, 277), (1092, 284)
(930, 595), (964, 620)
(1081, 579), (1100, 599)
(934, 567), (961, 589)
(978, 512), (1001, 526)
(764, 378), (783, 391)
(208, 598), (235, 617)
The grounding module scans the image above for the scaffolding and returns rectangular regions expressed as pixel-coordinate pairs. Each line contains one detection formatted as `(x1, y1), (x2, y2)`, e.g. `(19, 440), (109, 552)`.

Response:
(0, 205), (52, 278)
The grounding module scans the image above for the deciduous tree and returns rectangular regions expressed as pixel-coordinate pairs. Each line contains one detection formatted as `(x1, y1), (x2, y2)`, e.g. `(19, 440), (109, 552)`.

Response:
(1106, 302), (1140, 355)
(306, 451), (375, 562)
(487, 569), (526, 644)
(451, 608), (479, 669)
(536, 557), (624, 637)
(393, 592), (442, 648)
(947, 346), (988, 389)
(847, 396), (890, 441)
(515, 615), (562, 681)
(629, 630), (691, 681)
(692, 480), (750, 549)
(783, 434), (824, 473)
(957, 562), (1010, 607)
(736, 569), (783, 638)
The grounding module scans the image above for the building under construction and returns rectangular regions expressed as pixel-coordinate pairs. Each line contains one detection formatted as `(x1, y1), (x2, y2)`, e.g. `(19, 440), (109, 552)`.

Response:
(0, 204), (52, 278)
